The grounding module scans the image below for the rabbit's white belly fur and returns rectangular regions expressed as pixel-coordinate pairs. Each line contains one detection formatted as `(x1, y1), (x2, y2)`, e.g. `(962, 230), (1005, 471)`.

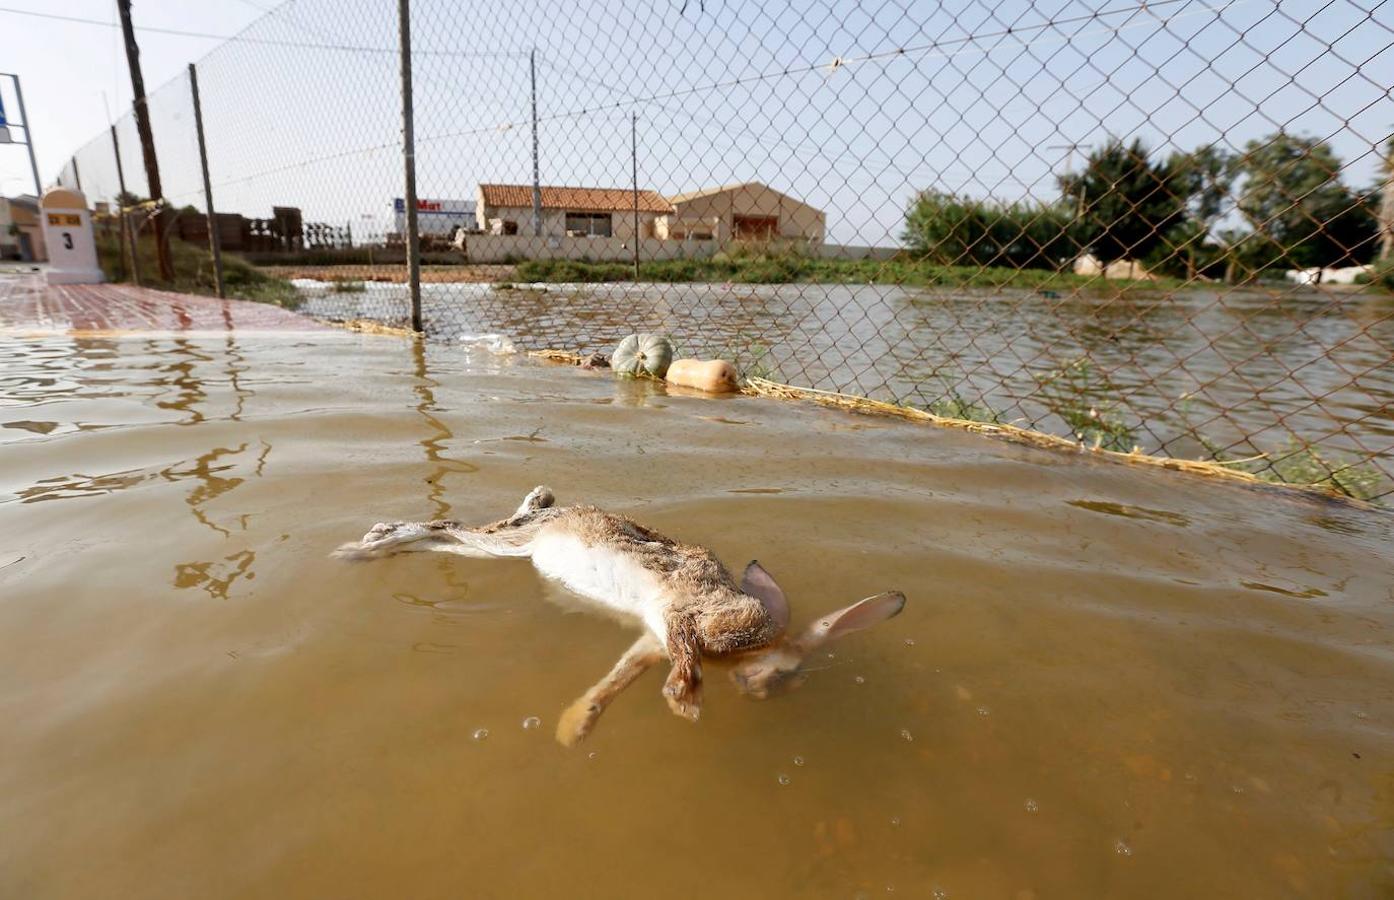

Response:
(531, 531), (669, 642)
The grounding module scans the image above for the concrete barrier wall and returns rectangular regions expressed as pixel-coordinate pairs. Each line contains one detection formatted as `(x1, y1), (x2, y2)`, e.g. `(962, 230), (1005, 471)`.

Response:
(463, 235), (719, 263)
(810, 243), (901, 261)
(461, 235), (901, 264)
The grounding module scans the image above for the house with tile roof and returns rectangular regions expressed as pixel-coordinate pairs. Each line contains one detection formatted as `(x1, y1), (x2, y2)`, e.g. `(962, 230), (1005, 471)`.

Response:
(476, 184), (674, 240)
(656, 182), (825, 244)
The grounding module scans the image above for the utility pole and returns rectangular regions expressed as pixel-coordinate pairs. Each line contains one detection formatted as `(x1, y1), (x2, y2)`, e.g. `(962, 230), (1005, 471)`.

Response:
(110, 122), (140, 285)
(188, 64), (225, 298)
(631, 111), (640, 280)
(1379, 137), (1393, 262)
(104, 91), (139, 284)
(530, 48), (541, 238)
(118, 0), (174, 281)
(1049, 142), (1087, 217)
(398, 0), (422, 333)
(1, 73), (43, 196)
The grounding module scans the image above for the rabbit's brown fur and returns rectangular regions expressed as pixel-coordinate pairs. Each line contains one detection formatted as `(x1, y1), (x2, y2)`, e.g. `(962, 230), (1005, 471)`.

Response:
(558, 505), (781, 654)
(336, 485), (904, 745)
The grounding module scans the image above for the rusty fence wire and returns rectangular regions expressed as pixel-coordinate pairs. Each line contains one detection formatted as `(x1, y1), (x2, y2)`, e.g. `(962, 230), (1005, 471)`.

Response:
(53, 0), (1394, 501)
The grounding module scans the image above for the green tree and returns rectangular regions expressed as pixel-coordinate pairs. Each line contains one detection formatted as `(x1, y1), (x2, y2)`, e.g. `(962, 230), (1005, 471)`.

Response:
(1058, 138), (1186, 263)
(1159, 145), (1236, 277)
(902, 190), (1077, 269)
(1233, 132), (1377, 270)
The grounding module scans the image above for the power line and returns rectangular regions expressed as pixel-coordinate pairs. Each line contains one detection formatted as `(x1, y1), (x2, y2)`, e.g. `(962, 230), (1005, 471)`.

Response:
(421, 0), (1250, 145)
(0, 5), (527, 56)
(83, 0), (1252, 205)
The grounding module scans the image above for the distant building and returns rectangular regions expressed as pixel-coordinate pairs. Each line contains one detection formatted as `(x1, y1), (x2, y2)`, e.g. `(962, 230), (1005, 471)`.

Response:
(394, 197), (476, 238)
(0, 195), (46, 261)
(656, 182), (825, 244)
(476, 184), (673, 239)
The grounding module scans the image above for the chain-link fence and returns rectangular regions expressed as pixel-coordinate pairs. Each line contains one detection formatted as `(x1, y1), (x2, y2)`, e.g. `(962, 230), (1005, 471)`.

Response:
(54, 0), (1394, 501)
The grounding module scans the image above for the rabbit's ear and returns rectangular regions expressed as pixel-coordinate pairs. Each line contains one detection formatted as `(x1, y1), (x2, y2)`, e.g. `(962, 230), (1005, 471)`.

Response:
(797, 591), (905, 651)
(741, 560), (790, 632)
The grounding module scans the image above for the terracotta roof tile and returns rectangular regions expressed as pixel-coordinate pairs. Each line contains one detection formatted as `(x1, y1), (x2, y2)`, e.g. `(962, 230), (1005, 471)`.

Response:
(478, 184), (674, 214)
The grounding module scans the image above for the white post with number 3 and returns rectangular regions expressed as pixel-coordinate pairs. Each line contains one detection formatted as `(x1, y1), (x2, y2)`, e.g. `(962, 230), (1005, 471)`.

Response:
(41, 187), (104, 285)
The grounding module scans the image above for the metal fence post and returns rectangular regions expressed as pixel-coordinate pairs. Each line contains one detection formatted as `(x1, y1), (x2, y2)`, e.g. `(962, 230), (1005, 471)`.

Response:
(109, 123), (141, 286)
(398, 0), (423, 333)
(188, 63), (225, 299)
(531, 48), (542, 238)
(631, 112), (640, 280)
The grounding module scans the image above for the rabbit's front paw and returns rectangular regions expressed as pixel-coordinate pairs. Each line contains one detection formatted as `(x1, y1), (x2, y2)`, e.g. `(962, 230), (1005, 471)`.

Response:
(556, 697), (601, 747)
(662, 673), (702, 722)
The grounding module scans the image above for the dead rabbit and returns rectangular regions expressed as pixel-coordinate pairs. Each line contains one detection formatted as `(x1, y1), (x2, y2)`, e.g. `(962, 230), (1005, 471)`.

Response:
(336, 486), (906, 745)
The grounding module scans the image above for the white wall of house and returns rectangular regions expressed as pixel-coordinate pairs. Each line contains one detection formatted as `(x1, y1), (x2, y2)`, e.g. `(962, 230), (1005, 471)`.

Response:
(0, 199), (46, 261)
(653, 215), (721, 240)
(477, 205), (661, 241)
(464, 234), (717, 264)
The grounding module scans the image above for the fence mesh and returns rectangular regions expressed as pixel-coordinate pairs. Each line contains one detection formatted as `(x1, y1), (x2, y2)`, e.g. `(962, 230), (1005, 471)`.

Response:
(53, 0), (1394, 501)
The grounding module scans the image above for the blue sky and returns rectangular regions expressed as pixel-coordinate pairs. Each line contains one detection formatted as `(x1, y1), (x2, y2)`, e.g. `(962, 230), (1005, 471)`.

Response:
(4, 0), (1392, 245)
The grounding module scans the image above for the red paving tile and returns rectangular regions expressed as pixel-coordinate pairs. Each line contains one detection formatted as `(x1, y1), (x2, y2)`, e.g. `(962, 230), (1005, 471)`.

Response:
(0, 273), (330, 333)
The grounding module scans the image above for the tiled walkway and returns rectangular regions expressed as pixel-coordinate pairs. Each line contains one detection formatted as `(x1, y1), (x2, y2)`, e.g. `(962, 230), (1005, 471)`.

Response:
(0, 273), (329, 332)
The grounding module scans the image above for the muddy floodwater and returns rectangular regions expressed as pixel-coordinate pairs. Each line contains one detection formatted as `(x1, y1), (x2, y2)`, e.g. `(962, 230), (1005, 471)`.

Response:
(2, 331), (1392, 898)
(299, 280), (1394, 470)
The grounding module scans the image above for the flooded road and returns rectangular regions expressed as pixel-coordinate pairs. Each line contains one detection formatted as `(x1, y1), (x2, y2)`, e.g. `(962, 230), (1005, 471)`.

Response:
(2, 331), (1392, 898)
(298, 280), (1394, 490)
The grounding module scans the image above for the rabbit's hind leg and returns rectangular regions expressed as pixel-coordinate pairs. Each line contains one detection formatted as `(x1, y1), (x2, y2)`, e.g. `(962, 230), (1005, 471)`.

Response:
(333, 521), (454, 559)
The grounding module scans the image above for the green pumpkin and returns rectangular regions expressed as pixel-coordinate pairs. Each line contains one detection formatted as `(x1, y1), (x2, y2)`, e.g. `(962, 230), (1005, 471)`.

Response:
(611, 334), (673, 378)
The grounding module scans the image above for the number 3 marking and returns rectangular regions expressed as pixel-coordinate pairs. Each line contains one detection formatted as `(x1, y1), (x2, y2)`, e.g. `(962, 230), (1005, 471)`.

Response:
(62, 232), (74, 250)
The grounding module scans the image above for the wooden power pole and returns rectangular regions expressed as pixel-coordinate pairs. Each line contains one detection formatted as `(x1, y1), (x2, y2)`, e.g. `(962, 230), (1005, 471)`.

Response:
(1379, 138), (1394, 262)
(118, 0), (173, 282)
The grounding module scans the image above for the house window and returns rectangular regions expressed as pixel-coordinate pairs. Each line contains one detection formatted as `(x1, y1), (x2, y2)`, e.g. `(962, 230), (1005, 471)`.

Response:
(501, 220), (518, 235)
(565, 212), (612, 237)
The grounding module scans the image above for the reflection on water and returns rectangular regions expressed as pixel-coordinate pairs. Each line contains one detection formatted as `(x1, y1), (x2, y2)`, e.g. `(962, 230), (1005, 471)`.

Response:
(1, 331), (1392, 899)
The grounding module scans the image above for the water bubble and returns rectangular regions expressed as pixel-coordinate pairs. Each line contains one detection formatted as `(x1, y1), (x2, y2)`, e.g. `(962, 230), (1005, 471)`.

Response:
(522, 716), (541, 730)
(1231, 785), (1244, 794)
(889, 816), (901, 827)
(1114, 839), (1133, 857)
(976, 706), (991, 717)
(900, 729), (914, 742)
(826, 651), (836, 659)
(885, 886), (895, 893)
(793, 755), (806, 767)
(1024, 798), (1039, 813)
(904, 638), (916, 646)
(854, 675), (866, 684)
(777, 773), (791, 786)
(931, 889), (948, 899)
(588, 751), (598, 760)
(472, 728), (489, 741)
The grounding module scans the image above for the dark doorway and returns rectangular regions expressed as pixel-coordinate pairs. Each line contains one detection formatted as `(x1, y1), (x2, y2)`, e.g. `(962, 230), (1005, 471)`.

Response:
(733, 215), (778, 240)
